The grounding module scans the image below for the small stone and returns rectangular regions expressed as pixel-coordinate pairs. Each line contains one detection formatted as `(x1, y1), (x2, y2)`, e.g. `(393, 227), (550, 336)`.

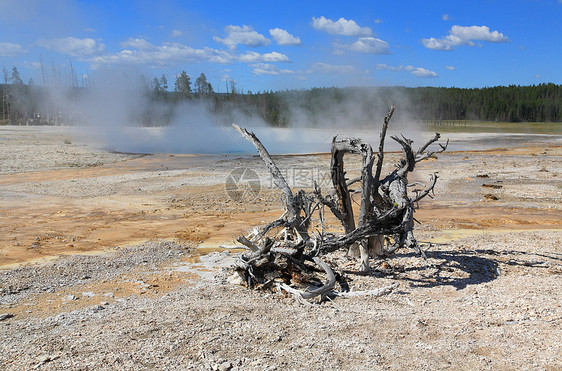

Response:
(37, 355), (52, 363)
(0, 313), (15, 321)
(63, 294), (78, 302)
(219, 361), (232, 371)
(90, 305), (105, 313)
(227, 272), (244, 286)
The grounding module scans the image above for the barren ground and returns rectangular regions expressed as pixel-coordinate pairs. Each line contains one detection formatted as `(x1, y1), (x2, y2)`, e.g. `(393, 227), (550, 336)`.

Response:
(0, 125), (561, 370)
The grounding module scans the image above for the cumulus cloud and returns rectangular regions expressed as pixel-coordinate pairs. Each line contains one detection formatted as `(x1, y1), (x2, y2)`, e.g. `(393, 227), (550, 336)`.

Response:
(269, 28), (301, 46)
(404, 65), (438, 78)
(311, 16), (372, 36)
(422, 25), (509, 50)
(86, 43), (225, 66)
(85, 38), (288, 67)
(0, 42), (27, 56)
(374, 64), (398, 71)
(445, 65), (456, 71)
(251, 63), (295, 75)
(37, 37), (105, 56)
(171, 29), (183, 37)
(237, 51), (290, 63)
(121, 38), (155, 50)
(213, 25), (270, 49)
(442, 14), (450, 21)
(335, 37), (390, 54)
(375, 63), (438, 78)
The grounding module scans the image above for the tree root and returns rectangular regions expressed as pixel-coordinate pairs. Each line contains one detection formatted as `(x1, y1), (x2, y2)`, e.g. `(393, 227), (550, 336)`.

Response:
(229, 107), (447, 303)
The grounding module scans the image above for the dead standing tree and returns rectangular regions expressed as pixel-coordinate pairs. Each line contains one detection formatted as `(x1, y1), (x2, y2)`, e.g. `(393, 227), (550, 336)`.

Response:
(231, 107), (448, 302)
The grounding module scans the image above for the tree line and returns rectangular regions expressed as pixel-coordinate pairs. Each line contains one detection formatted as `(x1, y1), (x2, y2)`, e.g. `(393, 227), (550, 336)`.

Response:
(1, 65), (561, 126)
(405, 84), (562, 123)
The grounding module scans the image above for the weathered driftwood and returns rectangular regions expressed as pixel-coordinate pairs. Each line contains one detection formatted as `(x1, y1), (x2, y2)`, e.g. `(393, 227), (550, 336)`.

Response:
(231, 107), (447, 303)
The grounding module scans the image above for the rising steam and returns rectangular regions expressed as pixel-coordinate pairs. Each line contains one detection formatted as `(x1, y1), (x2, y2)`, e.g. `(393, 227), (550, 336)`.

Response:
(43, 69), (423, 154)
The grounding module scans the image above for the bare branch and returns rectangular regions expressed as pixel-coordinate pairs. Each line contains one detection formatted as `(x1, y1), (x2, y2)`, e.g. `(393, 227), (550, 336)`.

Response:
(412, 173), (439, 203)
(333, 282), (399, 298)
(374, 106), (396, 185)
(236, 235), (259, 252)
(233, 124), (298, 224)
(415, 135), (449, 163)
(391, 135), (416, 177)
(276, 257), (336, 302)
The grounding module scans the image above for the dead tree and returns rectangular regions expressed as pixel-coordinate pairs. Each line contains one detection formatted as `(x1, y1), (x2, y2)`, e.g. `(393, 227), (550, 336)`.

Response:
(231, 107), (448, 302)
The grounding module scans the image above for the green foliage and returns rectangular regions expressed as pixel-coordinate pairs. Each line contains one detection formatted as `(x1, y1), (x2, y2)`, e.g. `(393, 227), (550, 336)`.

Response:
(1, 62), (561, 126)
(11, 66), (24, 86)
(174, 71), (191, 100)
(195, 73), (212, 96)
(407, 84), (562, 122)
(159, 74), (168, 91)
(152, 77), (162, 94)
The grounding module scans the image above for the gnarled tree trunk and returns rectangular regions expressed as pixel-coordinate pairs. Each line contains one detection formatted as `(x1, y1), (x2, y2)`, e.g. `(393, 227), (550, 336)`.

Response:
(230, 107), (448, 302)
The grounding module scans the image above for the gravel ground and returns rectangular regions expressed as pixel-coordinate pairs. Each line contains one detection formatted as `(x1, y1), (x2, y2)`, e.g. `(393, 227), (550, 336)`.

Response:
(0, 126), (561, 370)
(1, 231), (560, 370)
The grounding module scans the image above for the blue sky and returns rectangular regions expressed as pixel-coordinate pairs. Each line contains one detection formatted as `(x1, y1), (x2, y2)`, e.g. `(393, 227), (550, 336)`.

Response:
(1, 0), (561, 92)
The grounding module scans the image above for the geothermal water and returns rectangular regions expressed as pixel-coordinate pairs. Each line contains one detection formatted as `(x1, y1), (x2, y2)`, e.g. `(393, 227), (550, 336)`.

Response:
(78, 123), (562, 155)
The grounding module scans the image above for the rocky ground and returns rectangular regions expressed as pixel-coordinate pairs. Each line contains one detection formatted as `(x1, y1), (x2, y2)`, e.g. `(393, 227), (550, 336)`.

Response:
(0, 125), (561, 370)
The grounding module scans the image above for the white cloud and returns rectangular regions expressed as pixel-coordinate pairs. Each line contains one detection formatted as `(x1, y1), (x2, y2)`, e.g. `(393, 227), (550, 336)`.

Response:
(85, 38), (288, 67)
(22, 61), (41, 69)
(374, 19), (382, 24)
(37, 37), (105, 56)
(445, 65), (456, 71)
(374, 64), (398, 71)
(535, 74), (542, 78)
(375, 63), (438, 78)
(251, 63), (294, 75)
(311, 16), (372, 36)
(87, 39), (228, 66)
(0, 42), (27, 56)
(121, 38), (155, 50)
(422, 25), (509, 50)
(309, 62), (357, 74)
(335, 37), (390, 54)
(213, 25), (270, 49)
(404, 65), (438, 78)
(237, 51), (290, 63)
(269, 28), (301, 46)
(171, 29), (183, 37)
(442, 14), (450, 21)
